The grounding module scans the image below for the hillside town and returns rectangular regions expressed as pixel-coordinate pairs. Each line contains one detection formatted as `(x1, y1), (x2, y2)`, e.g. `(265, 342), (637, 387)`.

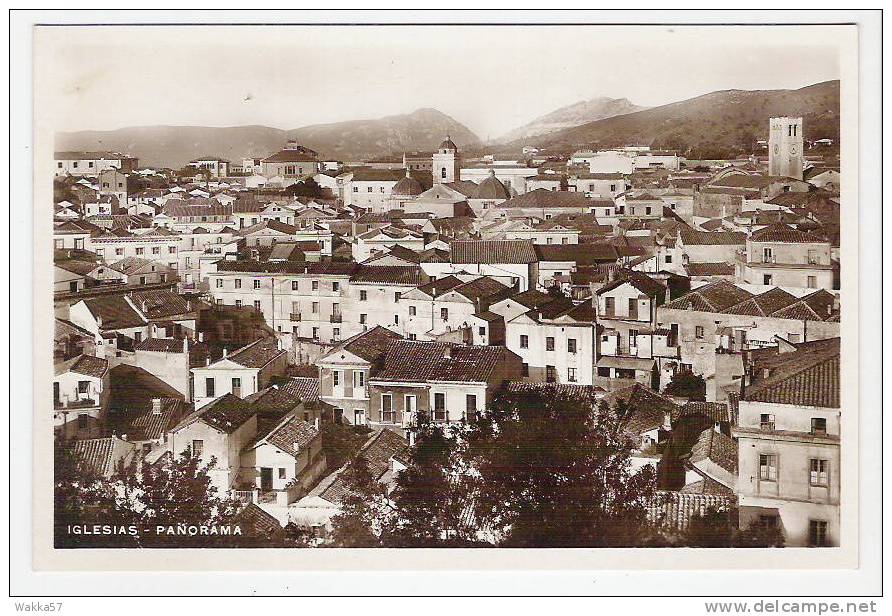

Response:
(53, 116), (842, 549)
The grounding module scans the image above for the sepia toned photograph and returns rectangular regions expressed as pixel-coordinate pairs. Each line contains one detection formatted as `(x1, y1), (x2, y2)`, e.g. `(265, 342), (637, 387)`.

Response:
(16, 13), (880, 595)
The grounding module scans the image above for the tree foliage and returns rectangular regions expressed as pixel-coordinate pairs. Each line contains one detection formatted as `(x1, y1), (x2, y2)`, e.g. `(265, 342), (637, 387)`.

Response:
(467, 391), (660, 547)
(663, 370), (707, 401)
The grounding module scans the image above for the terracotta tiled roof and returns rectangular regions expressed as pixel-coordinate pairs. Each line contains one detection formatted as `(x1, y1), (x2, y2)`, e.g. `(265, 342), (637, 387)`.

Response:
(129, 289), (194, 319)
(663, 280), (753, 313)
(770, 289), (838, 321)
(234, 503), (283, 535)
(679, 226), (746, 246)
(743, 337), (840, 408)
(71, 437), (134, 478)
(684, 262), (735, 277)
(499, 188), (591, 209)
(647, 491), (734, 531)
(450, 277), (511, 303)
(673, 402), (730, 425)
(175, 393), (256, 434)
(318, 429), (408, 505)
(134, 338), (188, 353)
(506, 381), (605, 400)
(451, 240), (537, 264)
(253, 414), (319, 457)
(415, 275), (465, 297)
(597, 270), (665, 298)
(749, 222), (828, 244)
(262, 150), (317, 163)
(82, 295), (147, 329)
(373, 341), (516, 384)
(535, 243), (619, 265)
(110, 398), (189, 442)
(227, 337), (285, 369)
(350, 265), (430, 286)
(54, 354), (109, 378)
(600, 384), (677, 436)
(723, 287), (798, 317)
(339, 326), (404, 363)
(689, 428), (738, 475)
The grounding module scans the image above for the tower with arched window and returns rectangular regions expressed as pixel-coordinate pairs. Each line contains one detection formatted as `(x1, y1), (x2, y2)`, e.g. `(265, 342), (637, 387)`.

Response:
(432, 136), (460, 184)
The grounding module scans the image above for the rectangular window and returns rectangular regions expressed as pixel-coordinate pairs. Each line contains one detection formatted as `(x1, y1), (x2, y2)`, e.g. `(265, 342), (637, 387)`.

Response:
(312, 327), (319, 339)
(811, 417), (827, 436)
(205, 378), (215, 397)
(478, 326), (486, 336)
(763, 247), (774, 263)
(522, 363), (529, 377)
(546, 365), (557, 383)
(292, 281), (299, 290)
(278, 468), (286, 480)
(333, 327), (340, 338)
(604, 296), (615, 316)
(333, 371), (340, 387)
(77, 414), (89, 430)
(332, 281), (340, 292)
(809, 459), (829, 486)
(135, 247), (145, 255)
(409, 305), (416, 316)
(394, 292), (401, 303)
(253, 300), (261, 311)
(440, 307), (449, 321)
(152, 247), (160, 255)
(545, 337), (555, 352)
(360, 314), (367, 324)
(568, 368), (577, 382)
(115, 248), (124, 256)
(360, 290), (367, 301)
(465, 394), (477, 421)
(759, 454), (778, 481)
(808, 520), (828, 547)
(253, 279), (261, 289)
(520, 334), (529, 349)
(807, 276), (817, 289)
(312, 280), (319, 291)
(234, 279), (242, 289)
(381, 394), (394, 423)
(759, 413), (775, 431)
(567, 338), (577, 354)
(695, 326), (705, 339)
(192, 439), (203, 457)
(312, 302), (319, 314)
(78, 380), (90, 394)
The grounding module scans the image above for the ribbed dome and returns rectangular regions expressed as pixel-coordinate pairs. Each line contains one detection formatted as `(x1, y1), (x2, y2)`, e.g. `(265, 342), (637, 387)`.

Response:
(438, 136), (458, 151)
(474, 171), (510, 200)
(392, 171), (424, 197)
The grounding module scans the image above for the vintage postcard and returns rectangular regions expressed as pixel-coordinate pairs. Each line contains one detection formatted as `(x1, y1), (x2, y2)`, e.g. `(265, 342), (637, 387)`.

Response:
(25, 17), (871, 582)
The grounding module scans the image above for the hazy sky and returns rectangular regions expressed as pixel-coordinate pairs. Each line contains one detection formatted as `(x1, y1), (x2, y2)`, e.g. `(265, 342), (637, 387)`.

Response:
(36, 25), (841, 139)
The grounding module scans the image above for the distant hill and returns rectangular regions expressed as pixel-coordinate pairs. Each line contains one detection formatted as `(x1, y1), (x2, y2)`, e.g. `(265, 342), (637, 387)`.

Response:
(497, 97), (648, 143)
(494, 81), (840, 159)
(55, 108), (481, 168)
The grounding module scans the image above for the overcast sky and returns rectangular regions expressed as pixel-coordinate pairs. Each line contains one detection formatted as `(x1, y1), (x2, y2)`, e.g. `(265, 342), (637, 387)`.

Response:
(37, 25), (841, 139)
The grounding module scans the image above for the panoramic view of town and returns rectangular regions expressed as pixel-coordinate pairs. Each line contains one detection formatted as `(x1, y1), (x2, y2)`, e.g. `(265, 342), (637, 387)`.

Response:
(49, 31), (842, 550)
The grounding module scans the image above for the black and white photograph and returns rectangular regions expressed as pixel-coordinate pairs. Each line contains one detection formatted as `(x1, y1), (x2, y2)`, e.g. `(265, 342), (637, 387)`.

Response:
(9, 9), (883, 603)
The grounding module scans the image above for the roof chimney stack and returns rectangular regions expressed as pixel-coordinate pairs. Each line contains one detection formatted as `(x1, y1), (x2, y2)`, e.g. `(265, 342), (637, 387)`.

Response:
(443, 345), (452, 359)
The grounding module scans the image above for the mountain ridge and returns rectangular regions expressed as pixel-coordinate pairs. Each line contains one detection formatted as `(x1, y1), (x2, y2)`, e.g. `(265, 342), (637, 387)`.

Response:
(497, 96), (648, 143)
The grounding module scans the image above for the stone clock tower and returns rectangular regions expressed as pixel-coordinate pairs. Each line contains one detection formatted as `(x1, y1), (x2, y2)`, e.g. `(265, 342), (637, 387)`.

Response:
(768, 116), (804, 180)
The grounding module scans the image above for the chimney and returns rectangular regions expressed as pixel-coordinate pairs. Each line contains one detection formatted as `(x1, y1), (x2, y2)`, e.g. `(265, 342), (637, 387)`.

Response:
(152, 398), (162, 415)
(443, 346), (452, 359)
(222, 347), (228, 358)
(198, 331), (205, 342)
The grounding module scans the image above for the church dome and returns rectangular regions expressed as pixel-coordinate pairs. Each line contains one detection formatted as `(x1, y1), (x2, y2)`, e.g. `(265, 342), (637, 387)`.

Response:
(392, 169), (424, 197)
(474, 170), (510, 200)
(438, 136), (458, 151)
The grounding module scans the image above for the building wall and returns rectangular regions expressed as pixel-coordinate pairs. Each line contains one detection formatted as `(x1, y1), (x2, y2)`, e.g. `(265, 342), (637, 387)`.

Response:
(505, 319), (595, 385)
(768, 117), (804, 180)
(169, 417), (257, 492)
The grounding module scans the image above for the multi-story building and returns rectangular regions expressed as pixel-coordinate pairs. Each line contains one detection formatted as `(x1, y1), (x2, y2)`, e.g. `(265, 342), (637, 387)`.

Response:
(54, 151), (139, 177)
(190, 337), (288, 409)
(367, 340), (523, 432)
(768, 116), (804, 180)
(737, 222), (834, 291)
(733, 337), (840, 546)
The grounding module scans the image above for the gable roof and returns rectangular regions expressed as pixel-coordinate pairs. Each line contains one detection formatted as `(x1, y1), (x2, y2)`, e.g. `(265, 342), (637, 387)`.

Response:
(689, 428), (738, 476)
(597, 270), (665, 298)
(600, 383), (677, 436)
(679, 226), (747, 246)
(71, 437), (134, 478)
(337, 326), (404, 363)
(317, 429), (408, 506)
(722, 287), (798, 317)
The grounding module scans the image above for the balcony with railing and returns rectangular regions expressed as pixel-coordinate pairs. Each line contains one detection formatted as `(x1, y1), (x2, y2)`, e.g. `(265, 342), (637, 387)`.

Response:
(290, 312), (302, 322)
(330, 313), (342, 323)
(54, 395), (99, 410)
